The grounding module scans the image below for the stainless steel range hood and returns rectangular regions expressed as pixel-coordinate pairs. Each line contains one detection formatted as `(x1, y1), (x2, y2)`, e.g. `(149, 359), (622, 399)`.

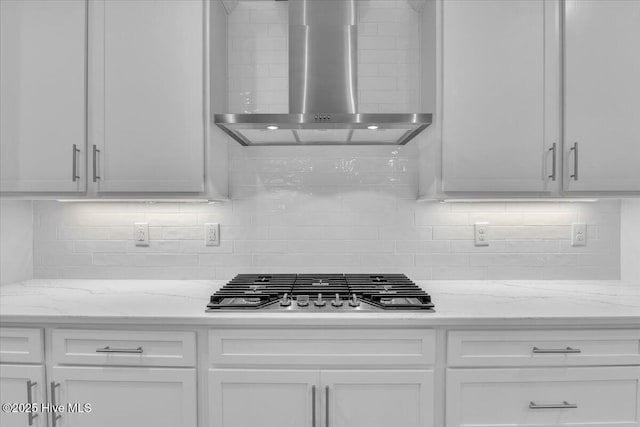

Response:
(214, 0), (432, 146)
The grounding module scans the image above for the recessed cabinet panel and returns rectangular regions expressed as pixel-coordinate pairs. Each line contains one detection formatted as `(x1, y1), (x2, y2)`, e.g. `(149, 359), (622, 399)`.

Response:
(448, 329), (640, 367)
(0, 365), (46, 427)
(564, 0), (640, 192)
(0, 328), (43, 364)
(208, 369), (318, 427)
(209, 329), (435, 367)
(442, 0), (560, 192)
(446, 367), (640, 427)
(90, 0), (204, 192)
(51, 329), (196, 367)
(322, 370), (434, 427)
(51, 366), (197, 427)
(0, 0), (86, 192)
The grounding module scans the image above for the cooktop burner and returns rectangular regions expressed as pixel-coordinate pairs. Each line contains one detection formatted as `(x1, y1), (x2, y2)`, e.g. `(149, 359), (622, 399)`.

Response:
(206, 274), (434, 312)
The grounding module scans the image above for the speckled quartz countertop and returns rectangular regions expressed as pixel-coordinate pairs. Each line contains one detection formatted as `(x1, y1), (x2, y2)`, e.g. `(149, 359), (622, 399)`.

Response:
(0, 279), (639, 327)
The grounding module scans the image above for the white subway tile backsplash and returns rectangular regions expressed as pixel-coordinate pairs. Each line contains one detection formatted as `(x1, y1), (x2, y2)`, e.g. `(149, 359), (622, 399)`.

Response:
(234, 240), (288, 254)
(33, 196), (620, 280)
(415, 254), (470, 266)
(469, 254), (547, 267)
(432, 226), (474, 240)
(396, 240), (452, 253)
(432, 266), (488, 280)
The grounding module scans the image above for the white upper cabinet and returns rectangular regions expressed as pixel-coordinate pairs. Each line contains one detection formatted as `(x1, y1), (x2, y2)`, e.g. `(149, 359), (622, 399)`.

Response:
(89, 0), (204, 193)
(441, 0), (560, 193)
(563, 0), (640, 192)
(0, 0), (86, 192)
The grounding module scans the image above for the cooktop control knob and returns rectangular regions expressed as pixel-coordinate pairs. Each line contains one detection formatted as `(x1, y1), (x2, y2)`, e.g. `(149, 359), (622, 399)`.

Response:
(280, 293), (291, 307)
(314, 293), (326, 307)
(349, 294), (360, 307)
(297, 295), (309, 307)
(331, 293), (343, 307)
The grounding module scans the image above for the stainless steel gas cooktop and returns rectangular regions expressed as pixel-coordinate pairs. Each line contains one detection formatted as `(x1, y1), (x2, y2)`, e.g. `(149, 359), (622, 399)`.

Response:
(206, 274), (434, 312)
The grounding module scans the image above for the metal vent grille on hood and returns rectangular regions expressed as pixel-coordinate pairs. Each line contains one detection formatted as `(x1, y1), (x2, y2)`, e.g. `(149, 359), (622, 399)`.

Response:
(214, 0), (432, 146)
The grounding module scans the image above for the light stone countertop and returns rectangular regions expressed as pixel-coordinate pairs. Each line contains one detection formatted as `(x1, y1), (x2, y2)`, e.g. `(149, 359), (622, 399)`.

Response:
(0, 279), (639, 327)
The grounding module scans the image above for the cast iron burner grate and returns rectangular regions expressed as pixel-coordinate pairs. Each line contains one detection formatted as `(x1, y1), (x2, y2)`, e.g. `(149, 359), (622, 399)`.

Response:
(206, 274), (434, 312)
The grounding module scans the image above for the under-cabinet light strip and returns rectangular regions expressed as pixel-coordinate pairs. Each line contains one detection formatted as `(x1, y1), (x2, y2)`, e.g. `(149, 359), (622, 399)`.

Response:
(435, 198), (599, 203)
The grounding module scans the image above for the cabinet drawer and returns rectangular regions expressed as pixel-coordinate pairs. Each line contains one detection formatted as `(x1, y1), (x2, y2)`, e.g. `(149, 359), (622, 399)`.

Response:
(448, 329), (640, 366)
(52, 329), (196, 367)
(446, 367), (640, 427)
(0, 328), (43, 363)
(209, 329), (435, 367)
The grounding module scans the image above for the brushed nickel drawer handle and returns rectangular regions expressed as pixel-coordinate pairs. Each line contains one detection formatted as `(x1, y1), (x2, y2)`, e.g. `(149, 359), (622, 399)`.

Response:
(570, 142), (579, 180)
(26, 380), (38, 425)
(71, 144), (80, 182)
(529, 401), (578, 409)
(311, 385), (316, 427)
(50, 382), (61, 427)
(548, 142), (557, 181)
(532, 346), (581, 354)
(92, 144), (101, 182)
(325, 386), (330, 427)
(96, 346), (143, 354)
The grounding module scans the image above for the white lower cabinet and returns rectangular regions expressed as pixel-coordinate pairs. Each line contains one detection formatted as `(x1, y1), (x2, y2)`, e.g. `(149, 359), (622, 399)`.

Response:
(209, 369), (434, 427)
(50, 366), (197, 427)
(209, 369), (318, 427)
(446, 367), (640, 427)
(322, 370), (434, 427)
(0, 364), (46, 427)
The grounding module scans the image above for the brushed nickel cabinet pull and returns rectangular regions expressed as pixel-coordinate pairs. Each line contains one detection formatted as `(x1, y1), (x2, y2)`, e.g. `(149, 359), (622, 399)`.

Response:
(92, 144), (101, 182)
(96, 346), (143, 354)
(325, 386), (330, 427)
(311, 385), (316, 427)
(548, 143), (557, 181)
(26, 380), (38, 425)
(50, 382), (61, 427)
(570, 142), (579, 180)
(529, 401), (578, 409)
(71, 144), (80, 182)
(532, 346), (581, 354)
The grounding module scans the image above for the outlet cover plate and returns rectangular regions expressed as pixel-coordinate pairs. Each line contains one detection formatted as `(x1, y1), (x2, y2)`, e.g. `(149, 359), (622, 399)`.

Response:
(134, 222), (149, 246)
(205, 223), (220, 246)
(572, 223), (587, 246)
(475, 223), (489, 246)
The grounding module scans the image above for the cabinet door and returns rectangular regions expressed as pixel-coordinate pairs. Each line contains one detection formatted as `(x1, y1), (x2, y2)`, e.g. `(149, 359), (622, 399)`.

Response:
(89, 0), (204, 193)
(564, 0), (640, 192)
(0, 365), (46, 427)
(209, 369), (319, 427)
(50, 366), (196, 427)
(442, 0), (560, 192)
(321, 370), (434, 427)
(0, 0), (86, 192)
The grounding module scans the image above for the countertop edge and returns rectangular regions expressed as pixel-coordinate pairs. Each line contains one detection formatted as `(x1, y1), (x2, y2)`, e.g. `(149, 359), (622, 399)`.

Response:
(2, 314), (639, 328)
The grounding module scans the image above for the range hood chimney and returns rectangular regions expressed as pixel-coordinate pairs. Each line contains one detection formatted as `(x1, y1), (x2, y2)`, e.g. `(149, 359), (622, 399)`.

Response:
(215, 0), (432, 146)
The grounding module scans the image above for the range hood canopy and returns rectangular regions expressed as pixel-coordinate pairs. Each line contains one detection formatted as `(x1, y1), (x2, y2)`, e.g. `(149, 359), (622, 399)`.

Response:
(215, 0), (432, 146)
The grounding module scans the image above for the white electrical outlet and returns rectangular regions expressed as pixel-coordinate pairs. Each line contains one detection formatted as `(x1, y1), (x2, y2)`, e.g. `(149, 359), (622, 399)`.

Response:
(572, 223), (587, 246)
(475, 222), (489, 246)
(134, 222), (149, 246)
(205, 223), (220, 246)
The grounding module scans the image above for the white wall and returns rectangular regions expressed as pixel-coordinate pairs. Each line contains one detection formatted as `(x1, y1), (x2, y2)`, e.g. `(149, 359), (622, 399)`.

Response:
(0, 200), (33, 284)
(621, 199), (640, 280)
